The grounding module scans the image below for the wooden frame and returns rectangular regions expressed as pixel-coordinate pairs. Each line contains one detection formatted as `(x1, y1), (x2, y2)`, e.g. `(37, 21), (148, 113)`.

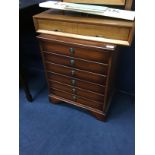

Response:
(125, 0), (133, 10)
(63, 0), (133, 10)
(63, 0), (125, 5)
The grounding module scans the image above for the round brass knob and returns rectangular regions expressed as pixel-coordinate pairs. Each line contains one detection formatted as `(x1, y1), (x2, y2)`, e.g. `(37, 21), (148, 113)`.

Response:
(69, 48), (75, 55)
(71, 70), (75, 76)
(72, 95), (77, 101)
(70, 59), (75, 66)
(71, 79), (76, 85)
(72, 88), (76, 93)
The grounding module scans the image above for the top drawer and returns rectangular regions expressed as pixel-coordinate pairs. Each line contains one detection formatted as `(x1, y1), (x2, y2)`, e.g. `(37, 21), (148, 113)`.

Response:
(39, 38), (111, 64)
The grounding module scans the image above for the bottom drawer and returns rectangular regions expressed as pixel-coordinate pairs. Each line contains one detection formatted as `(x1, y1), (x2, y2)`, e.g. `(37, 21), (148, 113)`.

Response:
(49, 80), (105, 102)
(50, 89), (103, 111)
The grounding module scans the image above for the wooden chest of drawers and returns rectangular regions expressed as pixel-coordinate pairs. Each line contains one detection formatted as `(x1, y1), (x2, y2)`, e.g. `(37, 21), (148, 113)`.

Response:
(33, 0), (134, 121)
(37, 34), (118, 121)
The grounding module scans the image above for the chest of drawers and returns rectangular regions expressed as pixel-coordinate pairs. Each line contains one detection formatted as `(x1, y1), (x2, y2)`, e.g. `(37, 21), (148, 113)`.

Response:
(37, 34), (118, 121)
(33, 0), (134, 121)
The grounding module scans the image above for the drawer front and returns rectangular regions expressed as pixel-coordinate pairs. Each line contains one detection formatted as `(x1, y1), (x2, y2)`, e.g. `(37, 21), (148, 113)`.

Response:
(34, 16), (133, 44)
(41, 41), (110, 63)
(77, 23), (130, 41)
(45, 62), (107, 85)
(43, 52), (108, 75)
(47, 72), (105, 94)
(37, 19), (77, 34)
(50, 89), (103, 110)
(49, 80), (105, 103)
(38, 19), (129, 40)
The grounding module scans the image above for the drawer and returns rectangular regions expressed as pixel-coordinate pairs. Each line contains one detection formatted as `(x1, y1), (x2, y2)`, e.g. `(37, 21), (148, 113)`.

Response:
(45, 62), (107, 85)
(34, 10), (134, 46)
(36, 19), (129, 41)
(41, 40), (110, 63)
(77, 23), (130, 41)
(50, 88), (103, 111)
(36, 19), (77, 34)
(43, 52), (108, 75)
(47, 72), (105, 94)
(49, 80), (105, 103)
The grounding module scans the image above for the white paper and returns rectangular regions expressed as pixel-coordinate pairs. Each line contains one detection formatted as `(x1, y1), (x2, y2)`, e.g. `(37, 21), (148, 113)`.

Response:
(39, 1), (135, 21)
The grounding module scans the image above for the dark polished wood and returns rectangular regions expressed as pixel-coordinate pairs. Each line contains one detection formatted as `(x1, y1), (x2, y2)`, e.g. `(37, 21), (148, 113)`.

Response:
(50, 88), (103, 110)
(39, 37), (111, 63)
(37, 34), (118, 121)
(90, 111), (107, 121)
(45, 62), (107, 85)
(49, 96), (61, 104)
(38, 33), (116, 50)
(47, 72), (106, 94)
(49, 94), (106, 121)
(42, 51), (109, 74)
(49, 80), (105, 102)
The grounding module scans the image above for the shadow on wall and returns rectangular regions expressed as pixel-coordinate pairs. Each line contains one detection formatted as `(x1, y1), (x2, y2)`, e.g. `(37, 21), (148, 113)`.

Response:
(115, 38), (135, 95)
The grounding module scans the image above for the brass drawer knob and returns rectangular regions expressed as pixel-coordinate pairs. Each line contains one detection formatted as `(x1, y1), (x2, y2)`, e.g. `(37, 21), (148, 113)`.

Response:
(71, 70), (75, 76)
(72, 88), (76, 93)
(72, 95), (77, 101)
(71, 79), (76, 85)
(70, 59), (75, 66)
(69, 48), (75, 55)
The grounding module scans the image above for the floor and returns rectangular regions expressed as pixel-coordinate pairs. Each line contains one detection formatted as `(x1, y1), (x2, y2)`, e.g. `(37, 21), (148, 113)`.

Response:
(19, 69), (135, 155)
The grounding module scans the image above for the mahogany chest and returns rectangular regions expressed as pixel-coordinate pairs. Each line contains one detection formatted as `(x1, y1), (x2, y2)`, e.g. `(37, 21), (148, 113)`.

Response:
(33, 0), (134, 121)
